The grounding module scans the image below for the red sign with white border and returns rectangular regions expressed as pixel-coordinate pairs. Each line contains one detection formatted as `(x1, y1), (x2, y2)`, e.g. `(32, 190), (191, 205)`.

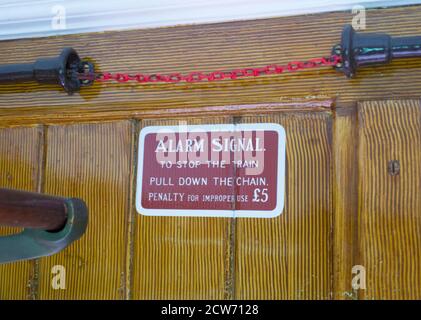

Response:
(136, 123), (285, 218)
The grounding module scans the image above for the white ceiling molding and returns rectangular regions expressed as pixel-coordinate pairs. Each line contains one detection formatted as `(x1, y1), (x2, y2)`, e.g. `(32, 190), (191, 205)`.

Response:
(0, 0), (420, 40)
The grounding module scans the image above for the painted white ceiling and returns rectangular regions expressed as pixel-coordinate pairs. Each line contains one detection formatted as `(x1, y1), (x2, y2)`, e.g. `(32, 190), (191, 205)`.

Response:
(0, 0), (420, 40)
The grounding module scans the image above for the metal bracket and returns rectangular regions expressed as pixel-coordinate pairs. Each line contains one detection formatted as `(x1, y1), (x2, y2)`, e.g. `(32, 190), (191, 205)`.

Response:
(0, 48), (94, 94)
(333, 25), (421, 77)
(0, 198), (88, 264)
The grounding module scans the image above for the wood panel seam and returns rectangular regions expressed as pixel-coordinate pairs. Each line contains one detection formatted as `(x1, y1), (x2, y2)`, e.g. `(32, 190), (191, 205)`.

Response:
(124, 119), (140, 300)
(27, 125), (47, 300)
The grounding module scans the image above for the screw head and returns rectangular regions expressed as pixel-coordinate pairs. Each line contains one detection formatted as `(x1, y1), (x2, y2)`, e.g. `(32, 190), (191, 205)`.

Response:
(388, 160), (400, 176)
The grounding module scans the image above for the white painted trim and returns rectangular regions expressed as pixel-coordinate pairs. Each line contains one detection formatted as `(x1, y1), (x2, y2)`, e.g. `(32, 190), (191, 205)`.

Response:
(0, 0), (420, 41)
(135, 123), (286, 218)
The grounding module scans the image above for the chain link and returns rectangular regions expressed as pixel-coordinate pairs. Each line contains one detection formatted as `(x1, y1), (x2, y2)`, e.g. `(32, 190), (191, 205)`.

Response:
(77, 55), (342, 84)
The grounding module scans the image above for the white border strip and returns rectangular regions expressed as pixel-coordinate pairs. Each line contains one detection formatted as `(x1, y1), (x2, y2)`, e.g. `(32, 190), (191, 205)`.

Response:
(135, 123), (286, 218)
(0, 0), (420, 40)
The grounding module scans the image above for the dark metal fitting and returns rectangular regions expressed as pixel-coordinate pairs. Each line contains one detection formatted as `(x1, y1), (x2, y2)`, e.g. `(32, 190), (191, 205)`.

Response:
(0, 48), (94, 94)
(0, 189), (88, 264)
(333, 25), (421, 77)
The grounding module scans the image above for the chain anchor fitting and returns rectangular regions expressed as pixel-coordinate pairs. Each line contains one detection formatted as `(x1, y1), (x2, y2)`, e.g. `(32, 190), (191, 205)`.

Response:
(0, 47), (94, 94)
(333, 24), (421, 77)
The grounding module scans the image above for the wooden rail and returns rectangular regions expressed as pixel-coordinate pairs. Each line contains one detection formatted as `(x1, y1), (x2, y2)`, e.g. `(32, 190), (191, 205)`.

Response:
(0, 188), (67, 231)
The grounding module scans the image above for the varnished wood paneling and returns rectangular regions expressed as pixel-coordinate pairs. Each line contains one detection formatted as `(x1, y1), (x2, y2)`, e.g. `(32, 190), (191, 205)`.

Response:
(38, 121), (133, 299)
(0, 5), (420, 300)
(132, 117), (233, 299)
(0, 126), (43, 299)
(235, 113), (332, 299)
(358, 99), (421, 299)
(332, 105), (359, 299)
(1, 6), (421, 124)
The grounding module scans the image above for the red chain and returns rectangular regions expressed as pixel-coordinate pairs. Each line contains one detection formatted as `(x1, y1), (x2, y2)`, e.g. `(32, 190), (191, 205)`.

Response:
(78, 55), (341, 83)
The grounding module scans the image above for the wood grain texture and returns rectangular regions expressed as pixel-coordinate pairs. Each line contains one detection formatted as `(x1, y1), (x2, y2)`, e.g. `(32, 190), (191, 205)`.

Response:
(0, 5), (420, 300)
(332, 105), (359, 300)
(132, 117), (233, 300)
(1, 6), (421, 124)
(38, 121), (133, 299)
(235, 113), (332, 299)
(0, 126), (43, 299)
(358, 99), (421, 299)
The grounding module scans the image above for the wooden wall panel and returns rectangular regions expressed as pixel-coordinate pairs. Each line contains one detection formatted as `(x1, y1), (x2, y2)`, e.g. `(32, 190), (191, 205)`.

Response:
(0, 126), (42, 299)
(0, 6), (421, 125)
(358, 100), (421, 299)
(38, 121), (133, 299)
(0, 5), (420, 300)
(235, 113), (332, 299)
(132, 117), (233, 299)
(332, 105), (359, 299)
